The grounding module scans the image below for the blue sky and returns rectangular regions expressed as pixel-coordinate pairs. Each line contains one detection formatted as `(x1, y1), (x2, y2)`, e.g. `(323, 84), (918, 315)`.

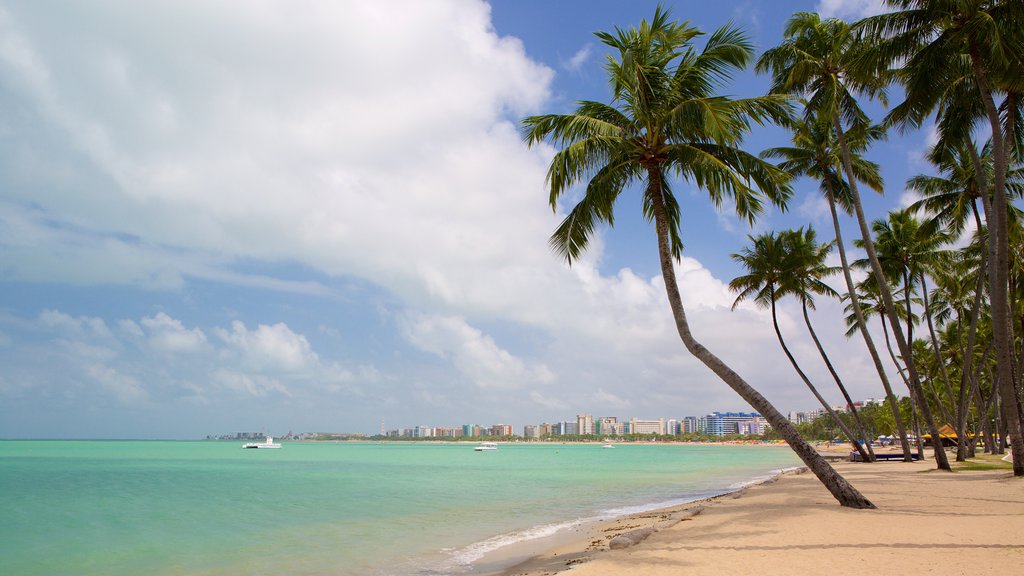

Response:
(0, 0), (934, 439)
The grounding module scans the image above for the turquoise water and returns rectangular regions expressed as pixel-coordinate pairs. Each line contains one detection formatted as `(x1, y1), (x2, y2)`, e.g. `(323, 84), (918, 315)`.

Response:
(0, 441), (799, 575)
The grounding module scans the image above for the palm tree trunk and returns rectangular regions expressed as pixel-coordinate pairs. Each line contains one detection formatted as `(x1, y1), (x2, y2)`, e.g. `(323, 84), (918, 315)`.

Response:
(969, 45), (1024, 475)
(826, 192), (912, 460)
(647, 171), (874, 508)
(920, 274), (957, 420)
(769, 294), (872, 462)
(954, 199), (988, 461)
(833, 117), (951, 471)
(801, 295), (875, 459)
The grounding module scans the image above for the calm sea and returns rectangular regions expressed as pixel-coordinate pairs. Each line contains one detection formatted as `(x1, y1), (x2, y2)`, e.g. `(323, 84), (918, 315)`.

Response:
(0, 441), (799, 576)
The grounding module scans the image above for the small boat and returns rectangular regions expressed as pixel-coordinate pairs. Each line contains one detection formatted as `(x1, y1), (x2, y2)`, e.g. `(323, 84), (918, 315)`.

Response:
(602, 444), (615, 449)
(474, 442), (498, 452)
(243, 436), (281, 449)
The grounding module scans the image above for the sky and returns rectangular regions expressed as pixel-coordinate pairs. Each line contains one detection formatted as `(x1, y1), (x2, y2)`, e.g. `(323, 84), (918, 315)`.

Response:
(0, 0), (940, 439)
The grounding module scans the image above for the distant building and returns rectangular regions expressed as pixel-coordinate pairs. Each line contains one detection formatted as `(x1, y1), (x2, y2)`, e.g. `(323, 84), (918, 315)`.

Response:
(577, 414), (595, 435)
(738, 417), (769, 435)
(700, 412), (761, 436)
(682, 416), (698, 434)
(557, 421), (579, 435)
(629, 418), (666, 435)
(523, 424), (540, 438)
(489, 424), (513, 437)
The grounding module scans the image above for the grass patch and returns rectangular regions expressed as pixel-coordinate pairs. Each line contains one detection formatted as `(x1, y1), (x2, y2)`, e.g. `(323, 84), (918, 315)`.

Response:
(951, 453), (1013, 472)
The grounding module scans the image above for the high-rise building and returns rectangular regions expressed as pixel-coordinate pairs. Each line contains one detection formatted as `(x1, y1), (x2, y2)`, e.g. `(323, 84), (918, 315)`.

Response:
(523, 424), (540, 438)
(577, 414), (595, 435)
(682, 416), (698, 434)
(597, 417), (625, 435)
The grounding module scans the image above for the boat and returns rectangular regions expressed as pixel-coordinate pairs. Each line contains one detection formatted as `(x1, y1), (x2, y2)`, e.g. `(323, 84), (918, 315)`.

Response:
(474, 442), (498, 452)
(243, 436), (281, 449)
(602, 444), (615, 449)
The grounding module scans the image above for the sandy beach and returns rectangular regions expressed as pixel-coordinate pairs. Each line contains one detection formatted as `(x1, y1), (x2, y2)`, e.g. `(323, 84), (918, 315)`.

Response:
(496, 449), (1023, 576)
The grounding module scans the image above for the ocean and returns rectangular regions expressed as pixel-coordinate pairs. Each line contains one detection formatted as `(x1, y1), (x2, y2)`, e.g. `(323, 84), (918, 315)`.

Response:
(0, 440), (799, 576)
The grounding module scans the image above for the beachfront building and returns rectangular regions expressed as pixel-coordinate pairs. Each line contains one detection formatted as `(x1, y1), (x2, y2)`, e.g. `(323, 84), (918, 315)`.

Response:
(597, 417), (624, 436)
(699, 412), (762, 436)
(682, 416), (698, 434)
(788, 409), (825, 425)
(489, 424), (514, 437)
(577, 414), (595, 435)
(738, 417), (769, 435)
(523, 424), (540, 438)
(557, 421), (579, 435)
(629, 418), (666, 435)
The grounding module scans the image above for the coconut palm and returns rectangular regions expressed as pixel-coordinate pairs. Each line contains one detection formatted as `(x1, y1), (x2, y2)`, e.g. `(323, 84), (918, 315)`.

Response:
(786, 227), (877, 460)
(763, 115), (914, 460)
(730, 230), (873, 462)
(521, 8), (874, 508)
(857, 0), (1024, 474)
(928, 249), (988, 460)
(757, 11), (950, 469)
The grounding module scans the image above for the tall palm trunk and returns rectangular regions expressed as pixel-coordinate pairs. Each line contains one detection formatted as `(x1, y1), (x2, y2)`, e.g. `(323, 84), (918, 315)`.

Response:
(801, 295), (875, 459)
(647, 172), (874, 508)
(920, 274), (957, 421)
(834, 117), (951, 471)
(826, 191), (913, 460)
(969, 45), (1024, 475)
(768, 292), (873, 462)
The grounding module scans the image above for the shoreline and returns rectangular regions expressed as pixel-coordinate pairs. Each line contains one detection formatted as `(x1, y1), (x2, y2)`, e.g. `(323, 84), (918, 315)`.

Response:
(486, 448), (1023, 576)
(476, 465), (807, 576)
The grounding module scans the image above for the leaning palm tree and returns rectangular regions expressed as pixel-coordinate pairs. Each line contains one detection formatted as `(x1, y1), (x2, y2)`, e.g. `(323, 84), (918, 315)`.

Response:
(786, 227), (877, 460)
(758, 12), (951, 470)
(763, 115), (914, 460)
(730, 230), (873, 462)
(521, 8), (874, 508)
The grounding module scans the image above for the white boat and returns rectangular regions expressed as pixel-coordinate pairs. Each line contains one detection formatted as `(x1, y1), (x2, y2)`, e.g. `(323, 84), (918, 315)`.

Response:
(243, 436), (281, 449)
(602, 444), (615, 449)
(474, 442), (498, 452)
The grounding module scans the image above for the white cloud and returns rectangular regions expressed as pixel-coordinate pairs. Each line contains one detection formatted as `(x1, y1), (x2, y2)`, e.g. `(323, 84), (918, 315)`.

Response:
(86, 364), (146, 403)
(816, 0), (889, 19)
(593, 388), (631, 410)
(529, 390), (568, 410)
(140, 312), (208, 353)
(562, 44), (592, 72)
(215, 320), (318, 373)
(400, 312), (555, 389)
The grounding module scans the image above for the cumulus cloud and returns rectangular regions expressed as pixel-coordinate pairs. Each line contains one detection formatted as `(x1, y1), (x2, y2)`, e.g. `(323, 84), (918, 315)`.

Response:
(140, 312), (208, 353)
(215, 321), (318, 373)
(400, 312), (555, 389)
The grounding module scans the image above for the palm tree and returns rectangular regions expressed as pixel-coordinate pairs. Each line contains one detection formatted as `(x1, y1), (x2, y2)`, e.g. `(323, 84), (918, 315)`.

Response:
(845, 280), (927, 456)
(757, 12), (950, 469)
(763, 115), (914, 460)
(865, 210), (955, 415)
(786, 227), (877, 460)
(927, 249), (987, 460)
(521, 8), (874, 508)
(857, 0), (1024, 475)
(730, 231), (873, 461)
